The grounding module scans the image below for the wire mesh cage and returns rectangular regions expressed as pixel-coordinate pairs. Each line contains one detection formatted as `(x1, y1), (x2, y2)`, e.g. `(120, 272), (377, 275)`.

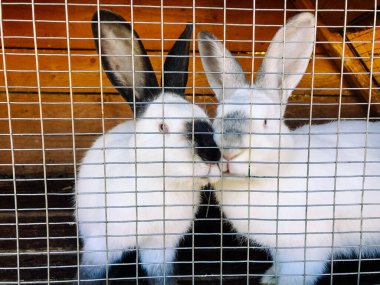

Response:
(1, 0), (380, 284)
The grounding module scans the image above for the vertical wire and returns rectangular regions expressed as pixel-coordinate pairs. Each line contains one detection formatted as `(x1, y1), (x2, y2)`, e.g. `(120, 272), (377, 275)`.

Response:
(30, 1), (50, 282)
(95, 2), (109, 282)
(247, 1), (256, 283)
(273, 3), (288, 282)
(130, 2), (140, 283)
(191, 1), (196, 284)
(356, 2), (377, 284)
(0, 3), (20, 283)
(63, 1), (78, 282)
(303, 5), (318, 283)
(219, 1), (227, 283)
(330, 1), (349, 283)
(159, 1), (167, 282)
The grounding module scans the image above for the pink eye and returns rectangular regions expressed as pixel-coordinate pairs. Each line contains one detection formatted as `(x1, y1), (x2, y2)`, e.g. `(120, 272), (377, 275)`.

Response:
(159, 122), (169, 134)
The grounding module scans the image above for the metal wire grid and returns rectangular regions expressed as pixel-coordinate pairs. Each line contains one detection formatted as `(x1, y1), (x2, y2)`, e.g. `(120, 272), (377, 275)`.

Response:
(0, 0), (380, 284)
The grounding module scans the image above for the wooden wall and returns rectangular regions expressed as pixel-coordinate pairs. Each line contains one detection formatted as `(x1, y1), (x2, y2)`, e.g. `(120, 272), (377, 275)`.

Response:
(0, 0), (377, 176)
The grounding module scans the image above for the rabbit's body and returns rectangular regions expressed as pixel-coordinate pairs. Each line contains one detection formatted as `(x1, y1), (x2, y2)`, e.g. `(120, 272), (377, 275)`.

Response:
(77, 96), (206, 282)
(198, 12), (380, 285)
(215, 120), (380, 284)
(76, 11), (220, 284)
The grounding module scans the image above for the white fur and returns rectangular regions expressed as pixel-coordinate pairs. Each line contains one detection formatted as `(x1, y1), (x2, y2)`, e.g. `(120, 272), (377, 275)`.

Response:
(199, 13), (380, 285)
(76, 93), (220, 284)
(77, 13), (221, 283)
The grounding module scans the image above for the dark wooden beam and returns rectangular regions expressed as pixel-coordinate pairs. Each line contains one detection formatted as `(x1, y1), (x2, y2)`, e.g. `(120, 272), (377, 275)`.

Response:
(292, 0), (380, 116)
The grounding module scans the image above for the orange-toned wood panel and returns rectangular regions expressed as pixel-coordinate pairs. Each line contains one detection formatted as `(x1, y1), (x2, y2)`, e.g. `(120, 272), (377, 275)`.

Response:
(347, 27), (380, 86)
(313, 0), (376, 28)
(0, 0), (374, 177)
(0, 92), (216, 175)
(293, 0), (380, 116)
(0, 92), (369, 176)
(0, 49), (353, 96)
(2, 0), (300, 51)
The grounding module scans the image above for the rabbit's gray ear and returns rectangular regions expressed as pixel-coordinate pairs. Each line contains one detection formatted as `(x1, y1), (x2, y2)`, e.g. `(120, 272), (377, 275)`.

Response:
(92, 10), (160, 116)
(162, 24), (192, 97)
(198, 31), (249, 101)
(256, 12), (315, 110)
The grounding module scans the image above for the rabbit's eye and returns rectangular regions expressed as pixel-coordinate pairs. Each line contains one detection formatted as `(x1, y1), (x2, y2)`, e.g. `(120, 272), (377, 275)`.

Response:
(159, 122), (169, 134)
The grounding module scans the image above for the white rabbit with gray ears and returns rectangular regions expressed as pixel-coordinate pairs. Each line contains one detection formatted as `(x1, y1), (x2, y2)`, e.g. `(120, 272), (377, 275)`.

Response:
(198, 12), (380, 285)
(75, 10), (221, 284)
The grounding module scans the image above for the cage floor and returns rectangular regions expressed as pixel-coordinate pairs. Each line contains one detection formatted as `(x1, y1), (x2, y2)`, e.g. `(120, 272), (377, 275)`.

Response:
(1, 179), (380, 284)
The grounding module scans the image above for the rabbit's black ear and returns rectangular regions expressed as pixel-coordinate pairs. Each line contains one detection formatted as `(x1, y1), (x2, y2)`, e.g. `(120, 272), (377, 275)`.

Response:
(162, 24), (192, 97)
(92, 10), (160, 116)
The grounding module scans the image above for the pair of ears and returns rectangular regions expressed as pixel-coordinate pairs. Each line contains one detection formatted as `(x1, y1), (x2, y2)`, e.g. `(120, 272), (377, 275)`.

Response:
(198, 12), (316, 113)
(92, 10), (192, 116)
(93, 11), (315, 117)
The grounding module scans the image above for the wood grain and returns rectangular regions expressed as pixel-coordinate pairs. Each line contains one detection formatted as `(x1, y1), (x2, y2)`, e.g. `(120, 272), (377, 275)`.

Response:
(0, 93), (369, 176)
(0, 0), (375, 177)
(0, 49), (354, 96)
(1, 0), (298, 51)
(293, 0), (380, 116)
(317, 0), (376, 28)
(347, 27), (380, 86)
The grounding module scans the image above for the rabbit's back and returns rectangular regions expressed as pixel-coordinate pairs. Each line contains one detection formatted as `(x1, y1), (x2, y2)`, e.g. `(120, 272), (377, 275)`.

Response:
(299, 121), (380, 249)
(294, 121), (380, 212)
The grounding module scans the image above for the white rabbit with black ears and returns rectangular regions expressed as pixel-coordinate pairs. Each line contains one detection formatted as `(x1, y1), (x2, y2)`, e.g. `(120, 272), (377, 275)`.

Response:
(198, 12), (380, 285)
(75, 10), (221, 284)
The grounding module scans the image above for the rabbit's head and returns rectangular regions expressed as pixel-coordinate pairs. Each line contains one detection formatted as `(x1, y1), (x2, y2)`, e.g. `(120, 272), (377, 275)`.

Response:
(198, 13), (315, 177)
(92, 10), (221, 184)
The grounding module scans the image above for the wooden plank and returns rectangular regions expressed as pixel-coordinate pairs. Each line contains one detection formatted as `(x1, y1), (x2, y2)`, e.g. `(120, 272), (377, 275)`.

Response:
(292, 0), (380, 116)
(0, 93), (217, 176)
(3, 0), (377, 50)
(285, 93), (369, 129)
(1, 0), (299, 51)
(346, 26), (380, 86)
(0, 49), (354, 96)
(317, 0), (376, 29)
(0, 93), (369, 176)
